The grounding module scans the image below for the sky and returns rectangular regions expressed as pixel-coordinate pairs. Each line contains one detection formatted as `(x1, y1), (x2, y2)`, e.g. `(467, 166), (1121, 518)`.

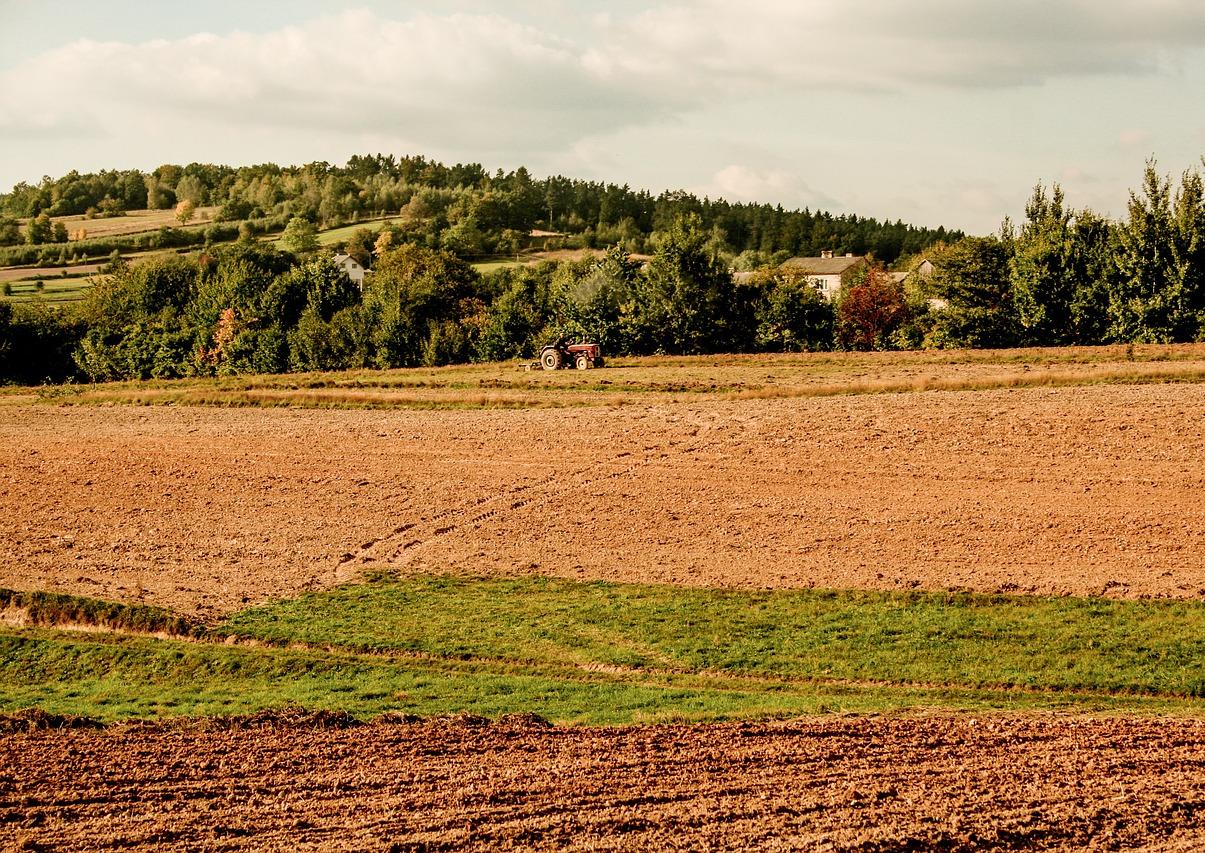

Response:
(1, 0), (1203, 234)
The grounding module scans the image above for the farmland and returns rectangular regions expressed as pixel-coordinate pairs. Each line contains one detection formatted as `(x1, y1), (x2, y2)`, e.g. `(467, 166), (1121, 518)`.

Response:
(1, 346), (1204, 849)
(24, 206), (222, 240)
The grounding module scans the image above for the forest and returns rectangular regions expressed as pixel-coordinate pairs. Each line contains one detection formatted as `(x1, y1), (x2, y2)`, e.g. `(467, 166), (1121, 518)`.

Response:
(0, 155), (1203, 385)
(0, 155), (953, 266)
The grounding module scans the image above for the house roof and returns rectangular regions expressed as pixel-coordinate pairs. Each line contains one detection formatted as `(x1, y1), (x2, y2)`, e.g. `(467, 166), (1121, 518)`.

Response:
(780, 255), (866, 275)
(332, 253), (362, 269)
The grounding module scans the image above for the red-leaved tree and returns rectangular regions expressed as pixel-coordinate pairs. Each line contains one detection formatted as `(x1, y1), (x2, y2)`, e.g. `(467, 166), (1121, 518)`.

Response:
(836, 266), (910, 350)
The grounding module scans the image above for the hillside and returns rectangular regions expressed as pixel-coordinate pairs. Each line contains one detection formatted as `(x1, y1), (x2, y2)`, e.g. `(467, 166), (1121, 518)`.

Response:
(0, 154), (958, 271)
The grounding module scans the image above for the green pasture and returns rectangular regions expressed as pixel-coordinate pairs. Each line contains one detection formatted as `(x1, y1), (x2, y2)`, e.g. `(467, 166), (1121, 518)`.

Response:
(1, 575), (1202, 724)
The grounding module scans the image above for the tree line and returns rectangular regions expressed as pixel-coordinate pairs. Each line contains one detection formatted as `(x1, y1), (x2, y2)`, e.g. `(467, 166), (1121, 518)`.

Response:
(0, 157), (1202, 386)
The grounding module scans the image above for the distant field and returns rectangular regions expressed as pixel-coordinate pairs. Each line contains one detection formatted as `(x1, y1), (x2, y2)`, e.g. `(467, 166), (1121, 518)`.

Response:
(0, 276), (98, 303)
(314, 216), (397, 246)
(472, 247), (650, 273)
(25, 206), (222, 240)
(0, 262), (104, 285)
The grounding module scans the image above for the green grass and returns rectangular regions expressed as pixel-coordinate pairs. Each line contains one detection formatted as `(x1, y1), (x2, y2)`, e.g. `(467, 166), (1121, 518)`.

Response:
(471, 258), (526, 273)
(313, 217), (399, 247)
(1, 575), (1203, 724)
(1, 278), (96, 303)
(0, 629), (1188, 724)
(220, 575), (1205, 697)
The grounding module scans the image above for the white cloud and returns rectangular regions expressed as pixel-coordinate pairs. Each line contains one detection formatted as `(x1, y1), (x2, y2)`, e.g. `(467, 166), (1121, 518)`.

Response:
(587, 0), (1205, 93)
(1119, 128), (1154, 148)
(0, 10), (666, 153)
(1, 2), (1203, 232)
(698, 165), (840, 210)
(5, 2), (1203, 156)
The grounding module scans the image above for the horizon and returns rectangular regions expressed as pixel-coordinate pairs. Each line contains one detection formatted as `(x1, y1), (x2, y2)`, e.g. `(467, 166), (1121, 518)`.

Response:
(2, 1), (1204, 235)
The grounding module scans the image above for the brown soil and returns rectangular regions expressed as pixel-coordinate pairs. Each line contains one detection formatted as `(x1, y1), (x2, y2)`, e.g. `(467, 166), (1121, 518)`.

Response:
(0, 714), (1202, 851)
(1, 382), (1202, 617)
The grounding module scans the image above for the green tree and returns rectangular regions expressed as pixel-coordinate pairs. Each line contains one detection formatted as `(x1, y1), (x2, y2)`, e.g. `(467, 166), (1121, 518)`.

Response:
(1106, 159), (1205, 342)
(552, 245), (641, 354)
(1066, 209), (1115, 345)
(474, 266), (555, 362)
(364, 244), (481, 367)
(753, 268), (835, 351)
(280, 216), (320, 255)
(1170, 164), (1205, 339)
(174, 174), (206, 206)
(1110, 161), (1178, 342)
(0, 216), (20, 246)
(1012, 184), (1076, 345)
(632, 215), (752, 354)
(926, 235), (1018, 348)
(25, 213), (53, 245)
(0, 301), (86, 384)
(144, 174), (175, 210)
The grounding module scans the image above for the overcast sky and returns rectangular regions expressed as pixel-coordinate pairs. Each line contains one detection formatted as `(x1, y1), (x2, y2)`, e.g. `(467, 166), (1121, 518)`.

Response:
(1, 0), (1203, 233)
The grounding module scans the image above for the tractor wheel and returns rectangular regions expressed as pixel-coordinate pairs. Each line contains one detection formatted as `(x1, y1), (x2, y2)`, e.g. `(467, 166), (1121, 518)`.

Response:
(540, 348), (562, 370)
(575, 354), (590, 370)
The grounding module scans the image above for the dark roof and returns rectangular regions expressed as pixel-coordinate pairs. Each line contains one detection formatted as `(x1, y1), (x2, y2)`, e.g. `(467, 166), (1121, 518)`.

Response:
(781, 255), (866, 275)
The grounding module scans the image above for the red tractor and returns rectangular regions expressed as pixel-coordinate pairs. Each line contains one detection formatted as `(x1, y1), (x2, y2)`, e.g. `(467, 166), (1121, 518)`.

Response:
(536, 339), (604, 370)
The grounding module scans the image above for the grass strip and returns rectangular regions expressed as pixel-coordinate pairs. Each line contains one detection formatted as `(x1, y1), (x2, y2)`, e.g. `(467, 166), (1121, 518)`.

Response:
(3, 575), (1203, 724)
(222, 575), (1205, 698)
(0, 630), (1192, 725)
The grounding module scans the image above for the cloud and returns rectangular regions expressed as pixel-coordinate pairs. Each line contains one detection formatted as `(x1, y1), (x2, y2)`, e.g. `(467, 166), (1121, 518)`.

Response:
(0, 10), (669, 153)
(5, 2), (1203, 155)
(1118, 128), (1154, 148)
(1, 0), (1203, 227)
(586, 0), (1205, 93)
(699, 165), (841, 210)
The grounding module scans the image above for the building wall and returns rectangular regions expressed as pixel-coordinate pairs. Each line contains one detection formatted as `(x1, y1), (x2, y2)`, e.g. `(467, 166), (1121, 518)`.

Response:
(811, 275), (843, 300)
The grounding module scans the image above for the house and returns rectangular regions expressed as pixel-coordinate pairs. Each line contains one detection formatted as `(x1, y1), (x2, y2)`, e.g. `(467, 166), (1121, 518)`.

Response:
(779, 251), (868, 301)
(893, 258), (947, 309)
(890, 258), (935, 289)
(332, 253), (367, 289)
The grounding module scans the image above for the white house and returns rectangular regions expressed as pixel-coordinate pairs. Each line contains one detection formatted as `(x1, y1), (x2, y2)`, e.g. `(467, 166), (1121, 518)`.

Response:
(332, 253), (367, 290)
(780, 251), (867, 301)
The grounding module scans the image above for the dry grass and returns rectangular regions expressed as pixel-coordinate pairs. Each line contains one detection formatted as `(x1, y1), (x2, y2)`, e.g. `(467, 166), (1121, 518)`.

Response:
(17, 343), (1205, 410)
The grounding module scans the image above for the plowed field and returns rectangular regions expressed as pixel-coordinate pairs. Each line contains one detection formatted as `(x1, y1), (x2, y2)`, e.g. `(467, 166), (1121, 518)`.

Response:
(2, 714), (1203, 851)
(2, 382), (1203, 617)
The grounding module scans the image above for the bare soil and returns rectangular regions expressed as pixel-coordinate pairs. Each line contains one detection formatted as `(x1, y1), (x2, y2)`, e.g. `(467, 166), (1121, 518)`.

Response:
(1, 382), (1202, 617)
(0, 714), (1202, 851)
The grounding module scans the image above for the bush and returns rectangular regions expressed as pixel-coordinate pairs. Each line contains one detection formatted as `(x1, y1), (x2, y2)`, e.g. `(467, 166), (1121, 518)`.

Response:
(0, 301), (86, 384)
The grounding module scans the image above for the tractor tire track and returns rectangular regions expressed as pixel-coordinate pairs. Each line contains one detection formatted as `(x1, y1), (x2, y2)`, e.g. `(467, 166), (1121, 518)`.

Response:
(364, 412), (746, 564)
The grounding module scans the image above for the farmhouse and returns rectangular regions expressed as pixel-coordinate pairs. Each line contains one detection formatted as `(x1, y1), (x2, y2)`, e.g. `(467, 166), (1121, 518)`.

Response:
(780, 251), (868, 301)
(332, 253), (367, 289)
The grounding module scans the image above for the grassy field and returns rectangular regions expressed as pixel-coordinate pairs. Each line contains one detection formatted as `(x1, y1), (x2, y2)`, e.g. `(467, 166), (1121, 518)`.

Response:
(1, 277), (98, 303)
(1, 575), (1202, 724)
(9, 343), (1205, 409)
